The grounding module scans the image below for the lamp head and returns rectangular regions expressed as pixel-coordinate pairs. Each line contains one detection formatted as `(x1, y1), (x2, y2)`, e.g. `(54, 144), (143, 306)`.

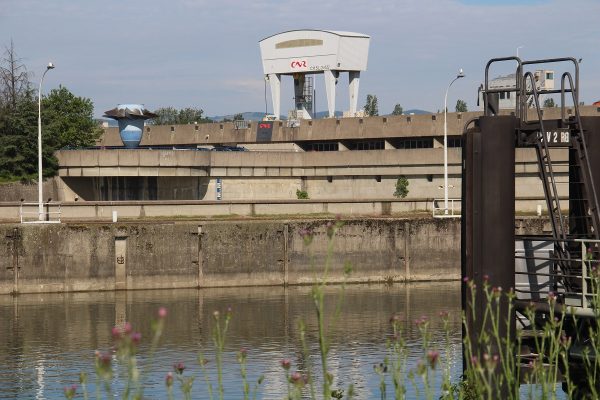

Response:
(47, 62), (55, 70)
(457, 68), (465, 79)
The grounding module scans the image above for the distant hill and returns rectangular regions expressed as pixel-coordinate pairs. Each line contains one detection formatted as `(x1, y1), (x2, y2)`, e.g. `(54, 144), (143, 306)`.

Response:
(210, 111), (345, 121)
(209, 112), (279, 122)
(399, 109), (433, 115)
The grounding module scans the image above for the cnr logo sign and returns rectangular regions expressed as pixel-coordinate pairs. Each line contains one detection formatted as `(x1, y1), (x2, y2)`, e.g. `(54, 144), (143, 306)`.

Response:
(291, 60), (308, 68)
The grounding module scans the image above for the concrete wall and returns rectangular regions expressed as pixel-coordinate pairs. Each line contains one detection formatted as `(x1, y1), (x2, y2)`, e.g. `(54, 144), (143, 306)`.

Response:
(0, 179), (60, 202)
(0, 217), (550, 295)
(97, 107), (600, 147)
(54, 147), (567, 203)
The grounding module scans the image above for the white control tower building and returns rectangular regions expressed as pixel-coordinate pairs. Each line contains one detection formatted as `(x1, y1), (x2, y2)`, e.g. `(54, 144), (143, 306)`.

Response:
(259, 30), (370, 119)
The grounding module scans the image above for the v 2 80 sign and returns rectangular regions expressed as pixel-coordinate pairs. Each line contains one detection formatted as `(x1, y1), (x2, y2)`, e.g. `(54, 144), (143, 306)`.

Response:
(537, 128), (570, 146)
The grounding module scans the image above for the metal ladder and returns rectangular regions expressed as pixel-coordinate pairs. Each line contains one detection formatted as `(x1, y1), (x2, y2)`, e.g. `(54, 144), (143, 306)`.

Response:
(520, 64), (600, 294)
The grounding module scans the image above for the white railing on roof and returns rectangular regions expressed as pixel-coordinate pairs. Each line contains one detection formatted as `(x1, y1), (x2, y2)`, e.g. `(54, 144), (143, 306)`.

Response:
(20, 202), (61, 224)
(432, 198), (461, 219)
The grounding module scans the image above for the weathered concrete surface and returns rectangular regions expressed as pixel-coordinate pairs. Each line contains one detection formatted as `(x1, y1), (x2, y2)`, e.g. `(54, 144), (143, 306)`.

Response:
(0, 217), (549, 295)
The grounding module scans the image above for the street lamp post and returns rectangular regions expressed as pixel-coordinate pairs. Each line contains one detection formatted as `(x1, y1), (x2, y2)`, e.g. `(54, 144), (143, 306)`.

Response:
(38, 62), (54, 221)
(443, 68), (465, 215)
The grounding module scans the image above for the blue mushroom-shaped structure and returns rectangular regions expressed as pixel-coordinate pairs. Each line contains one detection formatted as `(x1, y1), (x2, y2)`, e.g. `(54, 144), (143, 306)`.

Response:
(104, 104), (157, 148)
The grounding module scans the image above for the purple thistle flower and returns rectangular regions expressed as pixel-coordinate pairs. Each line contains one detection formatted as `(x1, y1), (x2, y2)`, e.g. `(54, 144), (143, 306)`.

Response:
(280, 359), (291, 370)
(165, 372), (174, 387)
(158, 307), (168, 318)
(173, 362), (185, 374)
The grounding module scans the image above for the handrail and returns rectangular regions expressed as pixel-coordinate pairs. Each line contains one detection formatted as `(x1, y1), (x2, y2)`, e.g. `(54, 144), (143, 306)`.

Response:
(515, 238), (600, 312)
(19, 202), (62, 224)
(523, 71), (567, 243)
(560, 72), (600, 243)
(484, 56), (523, 118)
(432, 198), (461, 218)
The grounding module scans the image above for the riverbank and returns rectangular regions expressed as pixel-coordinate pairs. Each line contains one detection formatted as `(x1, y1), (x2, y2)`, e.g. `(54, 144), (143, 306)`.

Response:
(0, 217), (549, 295)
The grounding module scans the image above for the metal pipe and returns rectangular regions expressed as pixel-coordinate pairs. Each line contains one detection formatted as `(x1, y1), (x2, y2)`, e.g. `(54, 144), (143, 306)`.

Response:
(443, 69), (464, 214)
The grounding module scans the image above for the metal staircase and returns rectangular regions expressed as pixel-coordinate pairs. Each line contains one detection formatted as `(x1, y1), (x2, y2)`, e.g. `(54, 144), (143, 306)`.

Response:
(482, 56), (600, 295)
(519, 61), (600, 294)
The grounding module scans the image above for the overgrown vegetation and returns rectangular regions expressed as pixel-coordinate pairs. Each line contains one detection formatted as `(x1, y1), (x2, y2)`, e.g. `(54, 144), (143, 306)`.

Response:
(296, 189), (309, 199)
(0, 41), (102, 181)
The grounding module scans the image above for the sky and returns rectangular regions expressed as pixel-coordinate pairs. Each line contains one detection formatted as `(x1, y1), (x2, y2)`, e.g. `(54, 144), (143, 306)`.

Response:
(1, 0), (599, 118)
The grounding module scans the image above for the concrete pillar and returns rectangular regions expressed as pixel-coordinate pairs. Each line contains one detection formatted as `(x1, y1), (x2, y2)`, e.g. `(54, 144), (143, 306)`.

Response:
(324, 70), (339, 118)
(384, 140), (395, 150)
(338, 141), (349, 151)
(349, 71), (360, 115)
(268, 74), (281, 120)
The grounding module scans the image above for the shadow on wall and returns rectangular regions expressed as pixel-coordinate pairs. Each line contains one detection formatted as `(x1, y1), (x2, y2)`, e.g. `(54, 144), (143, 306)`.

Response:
(60, 177), (210, 201)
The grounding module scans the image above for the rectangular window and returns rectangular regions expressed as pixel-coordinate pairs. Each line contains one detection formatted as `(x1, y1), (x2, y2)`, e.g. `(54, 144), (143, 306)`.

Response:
(306, 142), (339, 152)
(394, 138), (433, 149)
(355, 140), (384, 150)
(546, 72), (554, 80)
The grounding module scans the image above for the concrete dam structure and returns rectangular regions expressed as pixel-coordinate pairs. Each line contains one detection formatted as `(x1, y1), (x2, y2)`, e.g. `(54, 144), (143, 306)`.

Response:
(47, 107), (600, 215)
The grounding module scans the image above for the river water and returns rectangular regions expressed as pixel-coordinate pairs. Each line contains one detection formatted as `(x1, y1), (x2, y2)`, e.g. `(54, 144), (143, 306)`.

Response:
(0, 282), (462, 399)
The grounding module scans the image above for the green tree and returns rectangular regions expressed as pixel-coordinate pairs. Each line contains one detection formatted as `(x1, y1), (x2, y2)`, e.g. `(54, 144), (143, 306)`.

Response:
(364, 94), (379, 116)
(233, 113), (244, 121)
(543, 98), (556, 108)
(392, 104), (403, 115)
(455, 99), (468, 112)
(42, 85), (103, 149)
(150, 106), (211, 125)
(394, 176), (409, 198)
(0, 89), (39, 179)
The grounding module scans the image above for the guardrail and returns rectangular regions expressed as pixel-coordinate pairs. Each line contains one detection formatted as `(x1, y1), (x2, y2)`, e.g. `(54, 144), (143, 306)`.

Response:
(432, 198), (461, 218)
(514, 237), (600, 316)
(19, 202), (62, 224)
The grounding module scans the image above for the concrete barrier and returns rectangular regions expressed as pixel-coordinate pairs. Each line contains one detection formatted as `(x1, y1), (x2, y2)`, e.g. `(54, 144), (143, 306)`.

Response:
(0, 217), (550, 295)
(0, 197), (555, 222)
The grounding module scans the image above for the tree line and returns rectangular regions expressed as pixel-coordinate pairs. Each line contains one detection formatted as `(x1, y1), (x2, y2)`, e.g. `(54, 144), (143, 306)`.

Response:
(0, 41), (102, 182)
(363, 94), (468, 117)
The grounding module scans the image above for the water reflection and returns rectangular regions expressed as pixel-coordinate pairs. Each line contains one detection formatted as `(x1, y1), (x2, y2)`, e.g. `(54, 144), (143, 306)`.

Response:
(0, 282), (461, 399)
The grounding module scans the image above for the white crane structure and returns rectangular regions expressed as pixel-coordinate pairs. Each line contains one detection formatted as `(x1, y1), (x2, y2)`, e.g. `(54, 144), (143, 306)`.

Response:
(259, 30), (370, 120)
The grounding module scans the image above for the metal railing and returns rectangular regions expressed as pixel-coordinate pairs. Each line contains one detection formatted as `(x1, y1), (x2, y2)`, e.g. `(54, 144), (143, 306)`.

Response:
(432, 198), (461, 218)
(19, 202), (62, 224)
(514, 237), (600, 315)
(233, 120), (250, 130)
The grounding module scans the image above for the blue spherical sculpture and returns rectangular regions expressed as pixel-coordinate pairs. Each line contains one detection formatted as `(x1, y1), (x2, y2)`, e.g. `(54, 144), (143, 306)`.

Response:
(103, 104), (157, 148)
